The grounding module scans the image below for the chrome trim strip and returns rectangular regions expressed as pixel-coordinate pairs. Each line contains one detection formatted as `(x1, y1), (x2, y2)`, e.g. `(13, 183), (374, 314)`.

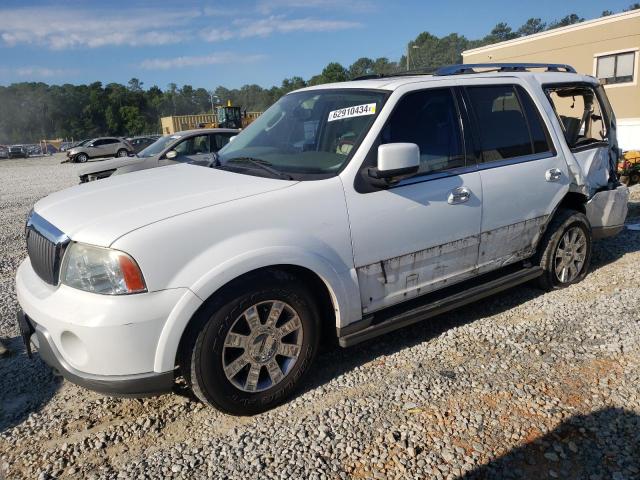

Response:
(393, 151), (556, 188)
(26, 211), (69, 244)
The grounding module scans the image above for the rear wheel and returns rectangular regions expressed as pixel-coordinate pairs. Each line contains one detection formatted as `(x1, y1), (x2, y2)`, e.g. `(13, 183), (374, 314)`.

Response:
(535, 209), (592, 291)
(116, 149), (128, 157)
(182, 271), (320, 415)
(75, 153), (88, 163)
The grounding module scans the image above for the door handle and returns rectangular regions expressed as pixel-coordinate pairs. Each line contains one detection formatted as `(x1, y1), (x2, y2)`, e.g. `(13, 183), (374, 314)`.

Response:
(545, 168), (562, 182)
(448, 187), (471, 205)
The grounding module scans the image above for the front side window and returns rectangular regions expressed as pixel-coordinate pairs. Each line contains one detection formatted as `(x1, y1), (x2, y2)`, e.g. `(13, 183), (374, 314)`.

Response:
(138, 135), (180, 158)
(381, 88), (464, 175)
(596, 51), (635, 85)
(217, 89), (387, 178)
(545, 85), (607, 150)
(174, 135), (211, 155)
(466, 85), (535, 162)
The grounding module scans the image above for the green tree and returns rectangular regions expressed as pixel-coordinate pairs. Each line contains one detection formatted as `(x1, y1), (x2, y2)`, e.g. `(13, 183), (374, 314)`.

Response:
(547, 13), (584, 30)
(348, 57), (375, 78)
(483, 22), (520, 43)
(120, 106), (145, 134)
(320, 62), (348, 83)
(517, 18), (546, 36)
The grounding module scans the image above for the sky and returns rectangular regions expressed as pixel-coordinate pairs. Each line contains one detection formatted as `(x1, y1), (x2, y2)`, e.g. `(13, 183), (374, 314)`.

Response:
(0, 0), (634, 90)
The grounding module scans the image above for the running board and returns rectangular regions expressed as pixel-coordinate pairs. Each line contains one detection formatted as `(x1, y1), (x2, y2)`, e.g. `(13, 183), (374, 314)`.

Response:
(338, 266), (543, 347)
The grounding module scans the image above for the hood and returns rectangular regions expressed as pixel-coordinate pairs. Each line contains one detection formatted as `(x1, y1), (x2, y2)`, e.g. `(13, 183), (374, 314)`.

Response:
(79, 155), (145, 175)
(34, 163), (297, 246)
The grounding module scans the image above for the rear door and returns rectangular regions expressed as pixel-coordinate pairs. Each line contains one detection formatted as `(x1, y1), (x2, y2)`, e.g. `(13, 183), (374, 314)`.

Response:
(461, 80), (569, 272)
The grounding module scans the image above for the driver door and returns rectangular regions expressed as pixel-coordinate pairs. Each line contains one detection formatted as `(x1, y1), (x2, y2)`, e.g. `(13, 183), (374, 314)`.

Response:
(344, 87), (483, 314)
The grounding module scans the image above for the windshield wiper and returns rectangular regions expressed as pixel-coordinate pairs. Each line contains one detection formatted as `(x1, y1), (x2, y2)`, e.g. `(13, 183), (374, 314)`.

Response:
(224, 157), (294, 180)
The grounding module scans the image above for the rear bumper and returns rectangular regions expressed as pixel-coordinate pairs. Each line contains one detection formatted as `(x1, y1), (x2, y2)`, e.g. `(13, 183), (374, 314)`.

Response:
(586, 185), (629, 239)
(17, 310), (174, 397)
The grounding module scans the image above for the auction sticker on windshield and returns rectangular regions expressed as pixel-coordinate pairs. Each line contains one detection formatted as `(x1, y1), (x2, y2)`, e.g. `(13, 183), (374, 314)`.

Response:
(327, 103), (377, 122)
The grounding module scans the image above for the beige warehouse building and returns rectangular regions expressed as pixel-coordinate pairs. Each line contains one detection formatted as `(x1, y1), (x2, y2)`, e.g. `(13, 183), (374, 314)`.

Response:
(463, 10), (640, 151)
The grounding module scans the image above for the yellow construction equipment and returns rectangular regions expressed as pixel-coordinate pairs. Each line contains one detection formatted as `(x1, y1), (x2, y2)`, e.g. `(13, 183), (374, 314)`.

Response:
(160, 102), (262, 135)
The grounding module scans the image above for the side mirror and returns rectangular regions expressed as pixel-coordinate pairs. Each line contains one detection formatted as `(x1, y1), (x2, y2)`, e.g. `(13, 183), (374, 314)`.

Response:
(368, 143), (420, 183)
(228, 136), (236, 142)
(165, 150), (178, 160)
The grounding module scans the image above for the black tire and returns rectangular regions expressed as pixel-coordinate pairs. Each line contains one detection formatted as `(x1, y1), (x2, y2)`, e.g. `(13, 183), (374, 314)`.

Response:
(116, 149), (128, 157)
(534, 209), (592, 291)
(75, 153), (88, 163)
(181, 270), (320, 415)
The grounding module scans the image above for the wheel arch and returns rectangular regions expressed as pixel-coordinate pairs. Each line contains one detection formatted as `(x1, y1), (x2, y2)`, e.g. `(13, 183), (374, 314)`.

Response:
(533, 191), (590, 257)
(153, 258), (355, 373)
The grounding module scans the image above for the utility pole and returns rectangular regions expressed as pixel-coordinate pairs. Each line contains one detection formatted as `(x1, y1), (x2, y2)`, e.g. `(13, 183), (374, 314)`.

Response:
(407, 44), (419, 71)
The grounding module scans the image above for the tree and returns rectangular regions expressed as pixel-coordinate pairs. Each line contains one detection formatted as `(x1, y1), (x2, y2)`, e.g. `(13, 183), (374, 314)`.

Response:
(624, 3), (640, 11)
(601, 10), (614, 16)
(348, 57), (375, 79)
(127, 78), (144, 92)
(483, 22), (520, 43)
(547, 13), (584, 30)
(320, 62), (348, 83)
(120, 106), (145, 135)
(517, 18), (546, 36)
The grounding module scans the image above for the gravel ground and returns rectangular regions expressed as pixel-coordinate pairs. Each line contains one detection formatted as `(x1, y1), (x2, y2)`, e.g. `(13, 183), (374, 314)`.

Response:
(1, 154), (640, 480)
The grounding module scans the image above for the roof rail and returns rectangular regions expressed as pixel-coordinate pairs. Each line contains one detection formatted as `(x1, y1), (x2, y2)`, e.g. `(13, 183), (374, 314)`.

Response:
(352, 67), (438, 81)
(435, 63), (577, 76)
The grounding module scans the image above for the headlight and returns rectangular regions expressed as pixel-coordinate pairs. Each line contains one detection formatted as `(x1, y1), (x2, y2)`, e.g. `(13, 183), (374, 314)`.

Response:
(61, 242), (147, 295)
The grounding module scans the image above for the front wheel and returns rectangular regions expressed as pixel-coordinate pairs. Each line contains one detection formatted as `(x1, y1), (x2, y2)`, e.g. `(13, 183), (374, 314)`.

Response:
(182, 271), (320, 415)
(535, 209), (592, 291)
(75, 153), (88, 163)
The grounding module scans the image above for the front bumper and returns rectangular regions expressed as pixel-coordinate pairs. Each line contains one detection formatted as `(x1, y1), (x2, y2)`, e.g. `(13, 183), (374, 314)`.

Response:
(17, 310), (174, 396)
(16, 258), (192, 387)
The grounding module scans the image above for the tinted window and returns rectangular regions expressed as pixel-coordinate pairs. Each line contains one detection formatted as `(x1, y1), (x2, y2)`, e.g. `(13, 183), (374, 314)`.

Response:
(92, 139), (104, 146)
(212, 133), (234, 151)
(381, 88), (464, 175)
(515, 86), (551, 154)
(466, 85), (532, 162)
(174, 135), (211, 155)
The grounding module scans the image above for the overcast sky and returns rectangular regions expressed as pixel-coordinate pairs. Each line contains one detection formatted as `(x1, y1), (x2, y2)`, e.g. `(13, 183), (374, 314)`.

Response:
(0, 0), (633, 89)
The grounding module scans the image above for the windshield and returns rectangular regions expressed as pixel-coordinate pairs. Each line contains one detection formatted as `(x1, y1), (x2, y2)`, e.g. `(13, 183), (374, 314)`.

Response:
(138, 134), (181, 158)
(217, 89), (387, 178)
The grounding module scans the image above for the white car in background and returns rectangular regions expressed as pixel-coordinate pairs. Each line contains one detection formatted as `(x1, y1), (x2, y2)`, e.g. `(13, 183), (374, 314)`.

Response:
(16, 63), (628, 415)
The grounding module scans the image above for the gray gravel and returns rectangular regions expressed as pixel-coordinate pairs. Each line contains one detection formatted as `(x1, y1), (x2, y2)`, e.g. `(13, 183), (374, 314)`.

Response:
(1, 154), (640, 480)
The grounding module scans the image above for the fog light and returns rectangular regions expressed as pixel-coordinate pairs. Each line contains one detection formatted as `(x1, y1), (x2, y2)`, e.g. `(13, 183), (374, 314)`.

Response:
(60, 331), (88, 367)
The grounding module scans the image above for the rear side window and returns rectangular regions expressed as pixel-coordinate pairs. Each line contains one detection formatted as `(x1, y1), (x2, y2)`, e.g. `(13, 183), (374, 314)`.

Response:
(516, 86), (552, 154)
(466, 85), (549, 162)
(381, 88), (465, 175)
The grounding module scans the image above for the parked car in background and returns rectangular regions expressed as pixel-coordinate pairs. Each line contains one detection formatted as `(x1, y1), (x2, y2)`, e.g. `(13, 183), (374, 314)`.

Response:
(67, 137), (133, 163)
(16, 64), (629, 415)
(8, 145), (28, 158)
(78, 129), (238, 182)
(0, 146), (8, 159)
(127, 136), (158, 154)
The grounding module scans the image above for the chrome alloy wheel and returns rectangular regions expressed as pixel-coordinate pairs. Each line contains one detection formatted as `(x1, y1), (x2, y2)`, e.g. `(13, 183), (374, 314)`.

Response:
(554, 226), (587, 283)
(222, 300), (303, 393)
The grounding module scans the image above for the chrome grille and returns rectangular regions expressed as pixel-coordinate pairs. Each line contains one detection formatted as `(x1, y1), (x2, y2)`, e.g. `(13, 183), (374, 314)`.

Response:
(25, 212), (69, 285)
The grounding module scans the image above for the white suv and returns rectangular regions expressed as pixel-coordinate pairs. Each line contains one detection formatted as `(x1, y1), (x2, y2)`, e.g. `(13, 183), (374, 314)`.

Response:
(16, 63), (629, 415)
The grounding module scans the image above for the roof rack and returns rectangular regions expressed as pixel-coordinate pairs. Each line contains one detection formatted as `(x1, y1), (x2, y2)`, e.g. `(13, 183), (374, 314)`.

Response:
(435, 63), (577, 76)
(352, 67), (437, 81)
